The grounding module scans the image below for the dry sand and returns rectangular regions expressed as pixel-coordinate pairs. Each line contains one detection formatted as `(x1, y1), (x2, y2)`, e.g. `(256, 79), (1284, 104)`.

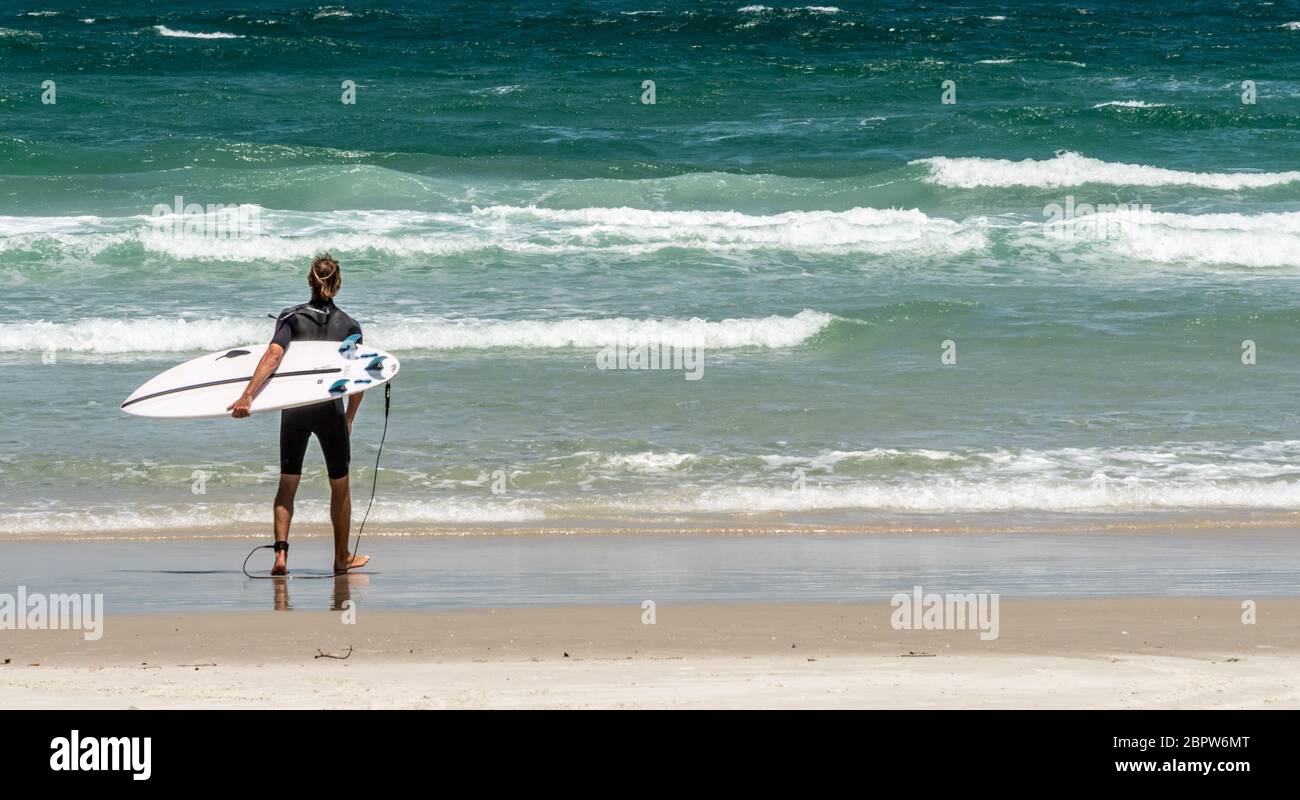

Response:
(2, 598), (1297, 709)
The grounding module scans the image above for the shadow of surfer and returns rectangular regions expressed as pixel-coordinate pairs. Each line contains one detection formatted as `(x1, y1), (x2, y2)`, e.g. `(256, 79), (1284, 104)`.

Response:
(228, 253), (371, 576)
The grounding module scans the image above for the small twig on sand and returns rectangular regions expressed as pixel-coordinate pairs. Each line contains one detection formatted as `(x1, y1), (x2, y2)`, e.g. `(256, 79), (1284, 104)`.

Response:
(314, 646), (353, 660)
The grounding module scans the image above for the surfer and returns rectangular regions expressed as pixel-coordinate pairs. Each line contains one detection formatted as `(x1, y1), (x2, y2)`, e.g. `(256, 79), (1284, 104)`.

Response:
(227, 253), (371, 575)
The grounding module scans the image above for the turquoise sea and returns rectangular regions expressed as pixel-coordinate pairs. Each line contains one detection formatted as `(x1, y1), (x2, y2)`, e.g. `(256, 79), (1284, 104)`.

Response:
(3, 1), (1300, 536)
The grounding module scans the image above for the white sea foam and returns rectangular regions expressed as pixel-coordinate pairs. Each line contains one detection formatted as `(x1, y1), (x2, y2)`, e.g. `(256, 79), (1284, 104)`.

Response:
(737, 4), (838, 11)
(0, 317), (271, 354)
(0, 214), (113, 236)
(644, 441), (1300, 514)
(752, 442), (1300, 480)
(0, 205), (987, 260)
(5, 442), (1299, 532)
(682, 479), (1300, 514)
(1281, 21), (1300, 30)
(0, 499), (544, 535)
(10, 204), (1300, 269)
(1091, 100), (1167, 108)
(154, 25), (242, 39)
(976, 58), (1015, 64)
(1042, 209), (1300, 268)
(1115, 227), (1300, 268)
(758, 448), (967, 471)
(474, 205), (987, 256)
(6, 473), (1297, 534)
(913, 151), (1300, 189)
(1114, 209), (1300, 233)
(378, 311), (834, 351)
(0, 310), (836, 355)
(605, 452), (699, 473)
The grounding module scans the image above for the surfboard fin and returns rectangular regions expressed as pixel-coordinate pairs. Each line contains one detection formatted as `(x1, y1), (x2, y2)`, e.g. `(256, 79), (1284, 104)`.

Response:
(328, 379), (349, 393)
(338, 334), (362, 357)
(364, 355), (386, 371)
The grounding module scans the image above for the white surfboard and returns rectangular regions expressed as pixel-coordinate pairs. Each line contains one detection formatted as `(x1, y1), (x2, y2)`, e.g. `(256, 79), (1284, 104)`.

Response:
(121, 338), (400, 419)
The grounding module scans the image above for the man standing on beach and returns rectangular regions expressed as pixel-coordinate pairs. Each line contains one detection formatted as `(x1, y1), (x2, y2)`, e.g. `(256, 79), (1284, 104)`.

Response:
(227, 253), (372, 576)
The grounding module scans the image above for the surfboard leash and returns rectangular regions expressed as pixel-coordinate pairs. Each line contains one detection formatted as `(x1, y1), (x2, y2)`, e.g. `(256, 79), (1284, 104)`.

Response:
(241, 381), (391, 580)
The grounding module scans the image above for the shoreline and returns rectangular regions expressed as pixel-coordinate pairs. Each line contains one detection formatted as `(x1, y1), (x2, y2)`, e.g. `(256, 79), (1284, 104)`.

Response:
(3, 599), (1296, 709)
(6, 511), (1300, 542)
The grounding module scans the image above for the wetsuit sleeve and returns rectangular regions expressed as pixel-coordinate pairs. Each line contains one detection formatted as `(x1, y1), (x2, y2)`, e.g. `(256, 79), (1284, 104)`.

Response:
(271, 313), (296, 349)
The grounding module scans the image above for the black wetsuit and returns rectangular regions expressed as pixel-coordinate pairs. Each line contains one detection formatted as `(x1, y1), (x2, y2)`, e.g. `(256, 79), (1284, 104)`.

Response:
(272, 299), (363, 480)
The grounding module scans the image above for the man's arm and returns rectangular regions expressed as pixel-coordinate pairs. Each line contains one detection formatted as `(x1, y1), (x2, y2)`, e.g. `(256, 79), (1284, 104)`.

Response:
(227, 343), (285, 418)
(345, 392), (362, 434)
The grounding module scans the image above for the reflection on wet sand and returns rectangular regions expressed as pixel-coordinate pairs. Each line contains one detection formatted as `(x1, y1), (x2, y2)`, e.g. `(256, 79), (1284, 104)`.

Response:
(267, 571), (370, 611)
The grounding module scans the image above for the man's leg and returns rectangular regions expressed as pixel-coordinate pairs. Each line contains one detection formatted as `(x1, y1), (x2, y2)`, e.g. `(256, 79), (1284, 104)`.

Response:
(272, 474), (300, 576)
(319, 404), (369, 573)
(329, 475), (369, 572)
(275, 409), (312, 576)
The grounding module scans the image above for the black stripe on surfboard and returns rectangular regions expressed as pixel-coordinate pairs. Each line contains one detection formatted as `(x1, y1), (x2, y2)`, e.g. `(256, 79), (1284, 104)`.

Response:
(120, 367), (343, 410)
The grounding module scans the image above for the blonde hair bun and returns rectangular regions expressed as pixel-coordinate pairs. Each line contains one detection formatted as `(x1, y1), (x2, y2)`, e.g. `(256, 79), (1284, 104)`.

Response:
(309, 253), (341, 300)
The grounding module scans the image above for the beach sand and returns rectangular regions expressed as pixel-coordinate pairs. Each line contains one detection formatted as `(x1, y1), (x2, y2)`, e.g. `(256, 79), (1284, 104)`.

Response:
(2, 598), (1297, 709)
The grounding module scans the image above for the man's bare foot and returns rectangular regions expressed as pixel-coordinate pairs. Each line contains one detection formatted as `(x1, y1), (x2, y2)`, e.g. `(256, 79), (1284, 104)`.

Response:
(334, 553), (370, 573)
(271, 553), (288, 576)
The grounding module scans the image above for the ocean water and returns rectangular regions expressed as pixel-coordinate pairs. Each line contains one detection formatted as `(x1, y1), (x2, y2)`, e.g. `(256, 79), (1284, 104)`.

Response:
(3, 1), (1300, 536)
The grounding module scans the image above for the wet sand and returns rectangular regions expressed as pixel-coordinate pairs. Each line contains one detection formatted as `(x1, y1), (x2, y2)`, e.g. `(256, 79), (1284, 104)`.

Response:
(5, 528), (1300, 612)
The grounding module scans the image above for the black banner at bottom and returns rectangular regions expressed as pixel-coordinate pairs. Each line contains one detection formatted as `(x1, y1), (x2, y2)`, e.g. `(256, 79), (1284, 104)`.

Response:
(6, 710), (1285, 787)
